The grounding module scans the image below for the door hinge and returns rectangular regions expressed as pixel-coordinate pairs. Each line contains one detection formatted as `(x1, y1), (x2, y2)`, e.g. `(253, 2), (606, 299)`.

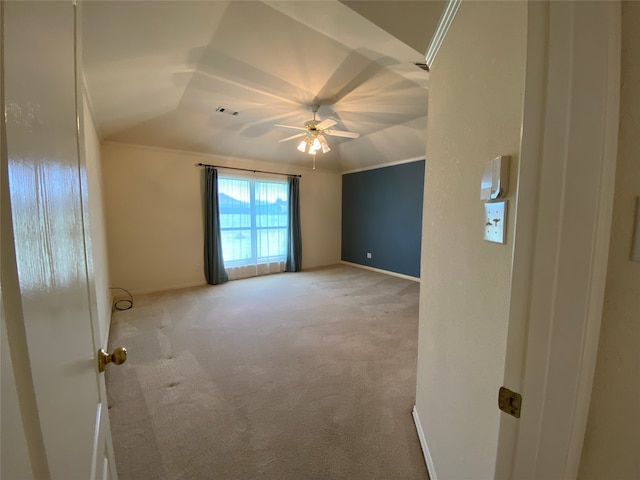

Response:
(498, 386), (522, 418)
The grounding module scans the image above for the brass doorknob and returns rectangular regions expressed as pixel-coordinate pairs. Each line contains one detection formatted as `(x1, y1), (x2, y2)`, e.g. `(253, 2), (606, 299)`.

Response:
(97, 347), (127, 373)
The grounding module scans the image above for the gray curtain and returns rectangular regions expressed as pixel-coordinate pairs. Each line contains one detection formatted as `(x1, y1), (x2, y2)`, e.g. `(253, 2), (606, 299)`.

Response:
(204, 167), (228, 285)
(286, 176), (302, 272)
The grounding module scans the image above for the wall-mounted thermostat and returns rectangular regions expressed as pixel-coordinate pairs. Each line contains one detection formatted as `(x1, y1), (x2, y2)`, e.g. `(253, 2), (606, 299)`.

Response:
(481, 155), (510, 201)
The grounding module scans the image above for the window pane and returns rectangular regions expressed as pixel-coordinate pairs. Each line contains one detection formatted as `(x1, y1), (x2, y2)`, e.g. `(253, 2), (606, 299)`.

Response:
(257, 227), (287, 261)
(218, 178), (251, 264)
(255, 180), (288, 262)
(220, 229), (252, 263)
(218, 178), (250, 222)
(255, 180), (288, 251)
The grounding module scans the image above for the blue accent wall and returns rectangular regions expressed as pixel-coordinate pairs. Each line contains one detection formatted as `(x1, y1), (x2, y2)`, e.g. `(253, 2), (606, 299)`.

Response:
(342, 160), (425, 278)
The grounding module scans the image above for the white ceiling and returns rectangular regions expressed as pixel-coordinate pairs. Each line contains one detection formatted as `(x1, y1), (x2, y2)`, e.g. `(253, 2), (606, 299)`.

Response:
(83, 1), (445, 172)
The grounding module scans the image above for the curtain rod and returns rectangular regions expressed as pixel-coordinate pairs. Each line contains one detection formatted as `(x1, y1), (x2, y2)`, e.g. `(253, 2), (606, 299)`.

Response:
(196, 163), (302, 178)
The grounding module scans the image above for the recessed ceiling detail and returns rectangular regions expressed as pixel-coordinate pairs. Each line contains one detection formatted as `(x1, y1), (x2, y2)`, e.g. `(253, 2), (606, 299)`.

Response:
(83, 1), (442, 172)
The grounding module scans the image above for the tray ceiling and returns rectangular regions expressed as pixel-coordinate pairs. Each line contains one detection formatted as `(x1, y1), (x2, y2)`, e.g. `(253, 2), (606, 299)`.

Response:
(83, 1), (444, 172)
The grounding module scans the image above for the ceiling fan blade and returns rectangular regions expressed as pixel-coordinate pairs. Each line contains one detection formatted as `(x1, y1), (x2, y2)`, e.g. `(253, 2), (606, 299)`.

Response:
(274, 124), (307, 131)
(315, 118), (337, 130)
(324, 129), (360, 139)
(279, 132), (307, 143)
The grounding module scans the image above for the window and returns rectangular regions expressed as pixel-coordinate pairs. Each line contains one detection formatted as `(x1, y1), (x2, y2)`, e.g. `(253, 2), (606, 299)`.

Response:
(218, 176), (288, 268)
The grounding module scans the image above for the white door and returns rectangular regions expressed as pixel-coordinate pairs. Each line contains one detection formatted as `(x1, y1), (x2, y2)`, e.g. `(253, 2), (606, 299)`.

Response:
(3, 2), (118, 479)
(495, 2), (621, 478)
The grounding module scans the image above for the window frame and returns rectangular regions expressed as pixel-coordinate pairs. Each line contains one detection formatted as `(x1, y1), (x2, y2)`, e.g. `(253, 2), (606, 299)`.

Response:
(217, 174), (288, 268)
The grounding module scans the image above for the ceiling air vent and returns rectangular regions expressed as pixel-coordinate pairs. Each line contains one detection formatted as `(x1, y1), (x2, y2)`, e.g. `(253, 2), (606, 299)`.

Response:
(216, 106), (239, 116)
(413, 62), (430, 72)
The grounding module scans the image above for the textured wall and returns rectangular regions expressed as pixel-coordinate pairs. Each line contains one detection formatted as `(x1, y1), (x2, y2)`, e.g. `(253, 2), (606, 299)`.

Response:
(578, 3), (640, 478)
(342, 161), (425, 278)
(102, 143), (342, 294)
(414, 1), (526, 478)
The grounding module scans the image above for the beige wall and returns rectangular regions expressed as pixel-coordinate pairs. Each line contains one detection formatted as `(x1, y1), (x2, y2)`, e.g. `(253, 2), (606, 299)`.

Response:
(579, 3), (640, 478)
(414, 2), (526, 478)
(82, 94), (112, 347)
(101, 143), (342, 294)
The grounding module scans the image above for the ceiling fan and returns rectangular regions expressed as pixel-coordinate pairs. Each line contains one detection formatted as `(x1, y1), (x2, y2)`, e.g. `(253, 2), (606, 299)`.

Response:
(275, 105), (360, 155)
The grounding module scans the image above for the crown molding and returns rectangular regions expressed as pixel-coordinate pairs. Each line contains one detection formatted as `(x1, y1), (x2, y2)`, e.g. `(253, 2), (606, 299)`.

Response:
(425, 0), (462, 69)
(341, 156), (424, 175)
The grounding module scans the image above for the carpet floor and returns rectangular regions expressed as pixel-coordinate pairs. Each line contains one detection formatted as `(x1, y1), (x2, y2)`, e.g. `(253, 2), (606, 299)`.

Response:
(106, 265), (428, 479)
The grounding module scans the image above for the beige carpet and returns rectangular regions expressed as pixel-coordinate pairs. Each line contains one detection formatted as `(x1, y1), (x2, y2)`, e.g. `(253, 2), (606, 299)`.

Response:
(106, 264), (428, 479)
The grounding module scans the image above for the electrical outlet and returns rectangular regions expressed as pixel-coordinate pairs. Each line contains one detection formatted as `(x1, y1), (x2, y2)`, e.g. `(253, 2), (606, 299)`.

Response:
(195, 263), (202, 271)
(366, 252), (372, 259)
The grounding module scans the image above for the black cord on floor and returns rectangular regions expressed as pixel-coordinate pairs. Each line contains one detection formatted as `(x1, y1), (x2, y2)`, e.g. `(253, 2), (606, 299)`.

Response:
(109, 287), (134, 311)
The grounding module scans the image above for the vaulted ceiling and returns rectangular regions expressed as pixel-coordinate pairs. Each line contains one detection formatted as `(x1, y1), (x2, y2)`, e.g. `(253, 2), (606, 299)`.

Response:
(83, 1), (445, 172)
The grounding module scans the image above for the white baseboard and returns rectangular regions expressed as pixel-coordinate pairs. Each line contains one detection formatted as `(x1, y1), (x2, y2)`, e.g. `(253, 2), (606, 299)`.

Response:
(413, 405), (437, 480)
(340, 261), (420, 282)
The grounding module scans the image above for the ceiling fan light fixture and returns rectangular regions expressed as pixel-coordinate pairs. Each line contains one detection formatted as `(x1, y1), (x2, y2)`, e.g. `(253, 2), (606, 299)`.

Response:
(297, 138), (308, 153)
(275, 106), (358, 162)
(319, 136), (330, 153)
